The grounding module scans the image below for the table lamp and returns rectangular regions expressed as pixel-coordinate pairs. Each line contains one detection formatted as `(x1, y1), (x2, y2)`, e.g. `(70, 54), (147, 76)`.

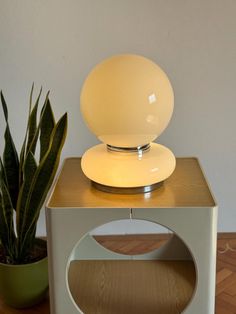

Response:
(80, 54), (175, 193)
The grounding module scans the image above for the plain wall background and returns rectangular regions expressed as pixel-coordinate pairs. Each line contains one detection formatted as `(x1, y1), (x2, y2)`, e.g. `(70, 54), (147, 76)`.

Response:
(0, 0), (235, 235)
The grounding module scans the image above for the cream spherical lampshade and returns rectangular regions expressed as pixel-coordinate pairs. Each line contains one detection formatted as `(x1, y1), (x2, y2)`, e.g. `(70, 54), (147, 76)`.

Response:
(81, 54), (174, 148)
(80, 54), (176, 193)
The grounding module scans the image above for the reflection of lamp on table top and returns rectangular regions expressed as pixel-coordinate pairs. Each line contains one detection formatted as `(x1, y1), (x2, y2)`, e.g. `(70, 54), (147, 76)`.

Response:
(80, 54), (176, 193)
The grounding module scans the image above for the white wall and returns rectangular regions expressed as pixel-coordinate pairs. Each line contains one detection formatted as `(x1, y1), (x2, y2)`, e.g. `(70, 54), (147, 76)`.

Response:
(0, 0), (236, 234)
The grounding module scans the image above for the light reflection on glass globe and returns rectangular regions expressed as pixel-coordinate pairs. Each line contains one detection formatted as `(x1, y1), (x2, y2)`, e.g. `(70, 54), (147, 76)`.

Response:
(80, 54), (174, 148)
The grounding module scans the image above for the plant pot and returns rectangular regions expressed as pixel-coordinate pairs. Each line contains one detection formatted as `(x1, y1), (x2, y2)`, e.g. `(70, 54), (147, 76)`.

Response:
(0, 240), (48, 308)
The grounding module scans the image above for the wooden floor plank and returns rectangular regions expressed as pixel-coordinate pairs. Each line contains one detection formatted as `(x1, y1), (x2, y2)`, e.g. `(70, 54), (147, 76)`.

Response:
(216, 293), (236, 312)
(216, 274), (236, 296)
(224, 281), (236, 297)
(215, 299), (235, 314)
(216, 268), (233, 285)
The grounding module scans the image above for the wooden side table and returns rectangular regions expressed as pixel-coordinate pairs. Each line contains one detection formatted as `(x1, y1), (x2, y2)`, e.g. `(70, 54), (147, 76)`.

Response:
(46, 157), (217, 314)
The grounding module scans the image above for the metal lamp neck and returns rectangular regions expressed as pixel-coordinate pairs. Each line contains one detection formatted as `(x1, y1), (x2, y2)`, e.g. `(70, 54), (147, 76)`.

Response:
(107, 143), (150, 154)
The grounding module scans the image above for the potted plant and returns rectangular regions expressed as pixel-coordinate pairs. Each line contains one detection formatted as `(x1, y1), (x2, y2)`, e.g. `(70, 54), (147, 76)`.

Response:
(0, 86), (67, 308)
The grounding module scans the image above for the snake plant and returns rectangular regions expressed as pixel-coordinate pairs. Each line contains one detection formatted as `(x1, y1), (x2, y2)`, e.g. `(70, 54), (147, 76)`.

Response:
(0, 86), (67, 264)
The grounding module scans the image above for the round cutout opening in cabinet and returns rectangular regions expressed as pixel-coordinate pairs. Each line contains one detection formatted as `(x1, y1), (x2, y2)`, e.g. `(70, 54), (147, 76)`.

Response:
(66, 219), (197, 314)
(92, 219), (173, 255)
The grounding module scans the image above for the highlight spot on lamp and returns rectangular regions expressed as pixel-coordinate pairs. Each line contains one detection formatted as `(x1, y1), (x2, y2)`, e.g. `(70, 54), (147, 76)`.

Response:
(148, 93), (157, 104)
(80, 54), (176, 193)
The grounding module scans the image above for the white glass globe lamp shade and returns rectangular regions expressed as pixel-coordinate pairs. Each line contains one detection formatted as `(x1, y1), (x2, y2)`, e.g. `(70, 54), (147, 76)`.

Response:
(80, 54), (176, 193)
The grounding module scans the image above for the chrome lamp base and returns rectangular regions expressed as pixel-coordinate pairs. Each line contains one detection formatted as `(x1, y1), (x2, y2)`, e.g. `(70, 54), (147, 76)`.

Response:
(91, 180), (163, 194)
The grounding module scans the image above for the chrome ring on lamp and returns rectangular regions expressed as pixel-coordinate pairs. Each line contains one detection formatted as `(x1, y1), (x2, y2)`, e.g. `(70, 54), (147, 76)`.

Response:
(107, 143), (150, 154)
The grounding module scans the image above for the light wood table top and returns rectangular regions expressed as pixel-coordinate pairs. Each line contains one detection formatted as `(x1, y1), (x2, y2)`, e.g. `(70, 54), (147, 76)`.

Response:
(48, 157), (216, 209)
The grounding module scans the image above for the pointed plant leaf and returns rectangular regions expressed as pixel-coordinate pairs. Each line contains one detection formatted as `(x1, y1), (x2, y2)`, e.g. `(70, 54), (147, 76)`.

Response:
(1, 93), (20, 209)
(29, 83), (34, 109)
(16, 151), (37, 240)
(20, 84), (35, 164)
(18, 113), (67, 256)
(4, 126), (19, 196)
(38, 90), (50, 122)
(39, 99), (55, 161)
(19, 89), (49, 188)
(19, 140), (26, 188)
(0, 192), (10, 255)
(0, 157), (8, 188)
(26, 91), (50, 156)
(40, 91), (50, 114)
(0, 171), (16, 260)
(0, 91), (8, 120)
(25, 88), (42, 154)
(19, 84), (36, 186)
(3, 127), (19, 209)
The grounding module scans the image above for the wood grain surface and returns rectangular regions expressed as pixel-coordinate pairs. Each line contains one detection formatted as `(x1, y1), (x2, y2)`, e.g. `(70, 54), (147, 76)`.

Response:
(68, 260), (196, 314)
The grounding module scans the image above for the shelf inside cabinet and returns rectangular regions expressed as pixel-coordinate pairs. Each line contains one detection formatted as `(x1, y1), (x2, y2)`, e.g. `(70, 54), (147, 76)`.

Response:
(68, 260), (196, 314)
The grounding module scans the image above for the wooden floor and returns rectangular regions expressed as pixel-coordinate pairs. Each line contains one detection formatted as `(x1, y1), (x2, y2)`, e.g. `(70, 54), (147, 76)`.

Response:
(215, 233), (236, 314)
(0, 233), (236, 314)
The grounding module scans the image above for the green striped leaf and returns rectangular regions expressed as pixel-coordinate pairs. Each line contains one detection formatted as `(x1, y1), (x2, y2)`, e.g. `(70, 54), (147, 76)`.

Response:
(1, 87), (67, 263)
(39, 98), (55, 161)
(0, 91), (8, 120)
(0, 158), (8, 187)
(0, 164), (16, 261)
(19, 84), (35, 186)
(26, 91), (50, 157)
(16, 151), (37, 240)
(25, 88), (42, 154)
(1, 92), (19, 210)
(17, 113), (67, 258)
